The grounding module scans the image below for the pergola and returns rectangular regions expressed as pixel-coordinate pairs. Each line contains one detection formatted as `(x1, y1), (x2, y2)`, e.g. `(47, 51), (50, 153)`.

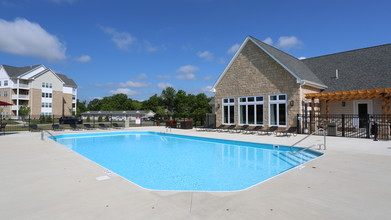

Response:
(305, 88), (391, 121)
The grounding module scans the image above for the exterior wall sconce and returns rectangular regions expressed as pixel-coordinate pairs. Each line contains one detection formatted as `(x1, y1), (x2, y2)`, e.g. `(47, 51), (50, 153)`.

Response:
(289, 100), (294, 106)
(342, 101), (346, 107)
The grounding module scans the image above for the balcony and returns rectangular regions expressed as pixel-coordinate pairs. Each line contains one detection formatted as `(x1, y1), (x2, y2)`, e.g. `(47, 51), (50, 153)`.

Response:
(12, 83), (29, 89)
(11, 105), (20, 111)
(11, 94), (29, 100)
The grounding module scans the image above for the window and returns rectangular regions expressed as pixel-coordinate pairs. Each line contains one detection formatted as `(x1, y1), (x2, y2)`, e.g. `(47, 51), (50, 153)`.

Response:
(239, 96), (264, 125)
(4, 91), (8, 97)
(269, 94), (287, 126)
(222, 98), (235, 124)
(0, 81), (1, 86)
(4, 80), (8, 86)
(42, 92), (52, 98)
(42, 82), (45, 88)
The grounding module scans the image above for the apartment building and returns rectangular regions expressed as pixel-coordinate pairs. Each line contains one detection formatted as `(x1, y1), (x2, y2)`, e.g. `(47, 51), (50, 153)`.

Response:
(0, 64), (77, 118)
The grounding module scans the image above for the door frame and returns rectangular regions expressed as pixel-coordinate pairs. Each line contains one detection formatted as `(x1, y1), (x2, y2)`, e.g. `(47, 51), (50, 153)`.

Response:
(353, 100), (373, 115)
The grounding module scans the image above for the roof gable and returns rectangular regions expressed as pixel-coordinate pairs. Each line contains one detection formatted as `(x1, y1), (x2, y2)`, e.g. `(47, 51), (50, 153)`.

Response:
(1, 64), (42, 78)
(213, 36), (327, 90)
(57, 73), (78, 88)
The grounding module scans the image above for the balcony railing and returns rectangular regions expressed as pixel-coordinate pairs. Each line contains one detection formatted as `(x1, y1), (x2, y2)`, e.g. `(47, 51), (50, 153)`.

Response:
(12, 83), (29, 89)
(11, 94), (29, 100)
(11, 105), (20, 111)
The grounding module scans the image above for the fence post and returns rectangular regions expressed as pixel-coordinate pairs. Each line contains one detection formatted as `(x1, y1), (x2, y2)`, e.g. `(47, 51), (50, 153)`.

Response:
(342, 114), (345, 137)
(28, 115), (31, 131)
(297, 114), (301, 134)
(366, 114), (370, 139)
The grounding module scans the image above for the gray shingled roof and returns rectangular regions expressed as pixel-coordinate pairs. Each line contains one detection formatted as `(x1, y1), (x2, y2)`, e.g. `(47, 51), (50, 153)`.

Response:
(56, 73), (78, 88)
(1, 65), (41, 77)
(302, 43), (391, 92)
(249, 36), (326, 87)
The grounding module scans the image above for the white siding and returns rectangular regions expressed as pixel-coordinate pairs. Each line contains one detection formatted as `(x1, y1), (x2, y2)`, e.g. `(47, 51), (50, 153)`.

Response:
(63, 86), (73, 94)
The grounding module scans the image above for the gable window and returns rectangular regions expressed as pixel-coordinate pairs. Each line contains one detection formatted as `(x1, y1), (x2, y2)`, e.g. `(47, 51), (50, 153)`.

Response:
(269, 94), (287, 126)
(4, 80), (8, 86)
(222, 98), (235, 124)
(238, 96), (264, 125)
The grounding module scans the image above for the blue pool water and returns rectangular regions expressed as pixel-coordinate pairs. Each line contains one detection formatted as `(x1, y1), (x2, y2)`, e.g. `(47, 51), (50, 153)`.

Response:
(54, 132), (322, 191)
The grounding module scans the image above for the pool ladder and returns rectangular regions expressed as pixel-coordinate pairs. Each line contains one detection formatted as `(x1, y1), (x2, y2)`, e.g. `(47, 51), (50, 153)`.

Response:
(41, 130), (57, 141)
(290, 128), (326, 154)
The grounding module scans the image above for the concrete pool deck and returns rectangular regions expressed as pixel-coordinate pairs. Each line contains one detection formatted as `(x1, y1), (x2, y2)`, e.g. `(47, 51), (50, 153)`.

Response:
(1, 127), (391, 219)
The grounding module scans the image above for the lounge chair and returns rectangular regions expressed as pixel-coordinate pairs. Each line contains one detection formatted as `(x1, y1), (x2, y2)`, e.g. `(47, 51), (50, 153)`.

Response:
(0, 123), (7, 135)
(213, 125), (226, 132)
(275, 127), (297, 137)
(70, 123), (81, 130)
(229, 125), (249, 133)
(52, 124), (64, 131)
(84, 123), (94, 130)
(112, 123), (122, 129)
(243, 126), (263, 134)
(257, 126), (278, 135)
(29, 124), (41, 132)
(98, 123), (109, 129)
(221, 125), (236, 132)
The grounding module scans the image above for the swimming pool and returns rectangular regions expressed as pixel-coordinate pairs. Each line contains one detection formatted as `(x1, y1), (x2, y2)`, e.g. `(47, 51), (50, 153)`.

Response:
(54, 131), (322, 191)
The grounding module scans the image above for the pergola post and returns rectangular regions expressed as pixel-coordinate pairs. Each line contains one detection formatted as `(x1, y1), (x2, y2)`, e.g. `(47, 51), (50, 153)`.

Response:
(326, 100), (329, 120)
(310, 97), (315, 132)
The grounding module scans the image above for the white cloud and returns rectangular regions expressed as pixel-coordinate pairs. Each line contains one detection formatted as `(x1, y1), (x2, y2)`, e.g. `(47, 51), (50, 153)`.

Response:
(201, 86), (213, 92)
(136, 73), (147, 80)
(157, 82), (173, 89)
(109, 88), (140, 96)
(75, 55), (91, 63)
(263, 37), (273, 45)
(276, 36), (303, 50)
(203, 76), (212, 81)
(298, 56), (306, 60)
(197, 50), (214, 61)
(176, 73), (195, 80)
(100, 26), (136, 50)
(176, 65), (199, 73)
(0, 18), (66, 61)
(227, 44), (240, 54)
(118, 80), (150, 88)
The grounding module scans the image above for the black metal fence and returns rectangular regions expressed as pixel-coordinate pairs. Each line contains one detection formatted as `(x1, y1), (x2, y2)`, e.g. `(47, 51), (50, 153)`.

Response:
(0, 113), (209, 134)
(297, 114), (391, 140)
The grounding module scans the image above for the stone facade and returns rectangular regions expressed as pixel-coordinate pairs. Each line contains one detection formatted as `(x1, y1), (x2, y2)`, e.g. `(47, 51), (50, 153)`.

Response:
(61, 93), (73, 116)
(214, 41), (302, 128)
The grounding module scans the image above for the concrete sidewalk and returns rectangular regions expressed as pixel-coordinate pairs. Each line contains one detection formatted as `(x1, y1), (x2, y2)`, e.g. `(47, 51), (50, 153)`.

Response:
(1, 127), (391, 219)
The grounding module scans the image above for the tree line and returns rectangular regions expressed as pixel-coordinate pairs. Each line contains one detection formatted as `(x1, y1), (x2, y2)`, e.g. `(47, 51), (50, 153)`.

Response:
(76, 87), (213, 120)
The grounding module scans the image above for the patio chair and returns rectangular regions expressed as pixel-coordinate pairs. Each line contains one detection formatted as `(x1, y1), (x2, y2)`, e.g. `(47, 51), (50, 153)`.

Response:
(212, 125), (226, 132)
(229, 125), (249, 133)
(243, 126), (263, 135)
(29, 124), (41, 132)
(112, 123), (122, 129)
(221, 125), (236, 132)
(70, 123), (81, 130)
(275, 127), (297, 137)
(52, 124), (64, 131)
(257, 126), (278, 135)
(84, 123), (94, 130)
(0, 123), (7, 135)
(98, 123), (109, 129)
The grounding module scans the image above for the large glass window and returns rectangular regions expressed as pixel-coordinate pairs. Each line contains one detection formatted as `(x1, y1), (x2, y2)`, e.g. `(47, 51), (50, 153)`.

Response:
(269, 94), (287, 126)
(222, 98), (235, 124)
(238, 96), (264, 125)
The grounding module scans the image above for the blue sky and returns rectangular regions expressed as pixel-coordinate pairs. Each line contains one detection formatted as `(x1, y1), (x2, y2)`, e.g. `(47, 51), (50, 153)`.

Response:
(1, 0), (390, 101)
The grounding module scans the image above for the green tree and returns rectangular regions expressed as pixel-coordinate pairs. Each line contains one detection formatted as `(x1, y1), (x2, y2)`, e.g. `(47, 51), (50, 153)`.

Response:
(19, 105), (31, 121)
(87, 98), (102, 111)
(142, 94), (163, 112)
(161, 87), (176, 115)
(76, 99), (87, 116)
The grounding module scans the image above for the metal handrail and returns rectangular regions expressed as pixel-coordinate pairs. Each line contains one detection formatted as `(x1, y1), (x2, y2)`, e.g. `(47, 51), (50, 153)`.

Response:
(41, 130), (57, 141)
(290, 128), (326, 153)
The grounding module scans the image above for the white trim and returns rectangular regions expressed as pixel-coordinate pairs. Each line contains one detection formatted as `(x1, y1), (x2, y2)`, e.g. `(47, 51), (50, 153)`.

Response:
(269, 94), (288, 127)
(238, 95), (264, 126)
(301, 80), (327, 90)
(353, 100), (373, 115)
(222, 97), (235, 125)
